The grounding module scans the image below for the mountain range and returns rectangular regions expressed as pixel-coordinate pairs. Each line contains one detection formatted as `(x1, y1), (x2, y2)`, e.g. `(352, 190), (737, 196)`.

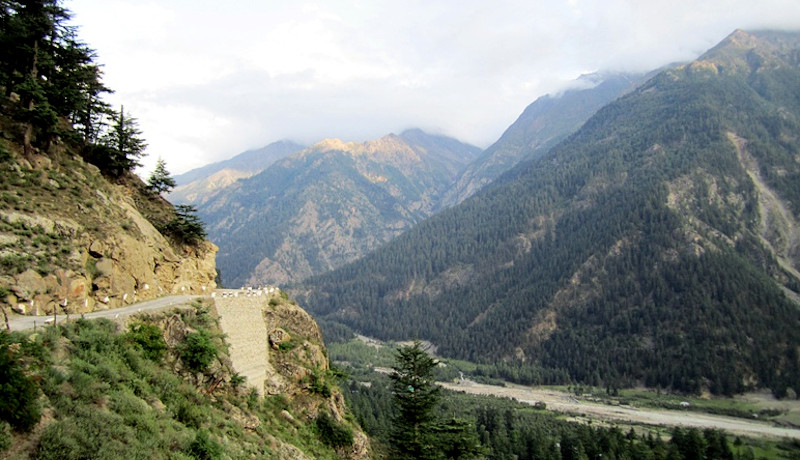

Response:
(194, 129), (481, 287)
(294, 30), (800, 396)
(177, 72), (642, 287)
(169, 140), (305, 205)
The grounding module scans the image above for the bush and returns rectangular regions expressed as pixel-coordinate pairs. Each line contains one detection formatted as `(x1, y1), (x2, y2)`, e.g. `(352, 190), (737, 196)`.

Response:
(187, 430), (222, 460)
(180, 330), (217, 373)
(0, 422), (11, 452)
(315, 411), (353, 448)
(0, 336), (41, 431)
(230, 372), (246, 389)
(127, 323), (167, 362)
(308, 368), (332, 398)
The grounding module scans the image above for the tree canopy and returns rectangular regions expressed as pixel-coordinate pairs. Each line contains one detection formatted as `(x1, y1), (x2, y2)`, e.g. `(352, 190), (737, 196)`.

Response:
(0, 0), (110, 153)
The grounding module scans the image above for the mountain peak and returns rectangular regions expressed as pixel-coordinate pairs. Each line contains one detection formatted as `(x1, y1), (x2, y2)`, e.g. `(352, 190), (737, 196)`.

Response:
(307, 135), (416, 159)
(311, 138), (357, 152)
(691, 29), (800, 76)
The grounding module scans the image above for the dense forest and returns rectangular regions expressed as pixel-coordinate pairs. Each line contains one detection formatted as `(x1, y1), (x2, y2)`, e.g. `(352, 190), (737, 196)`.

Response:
(296, 30), (800, 396)
(334, 340), (800, 459)
(442, 72), (647, 207)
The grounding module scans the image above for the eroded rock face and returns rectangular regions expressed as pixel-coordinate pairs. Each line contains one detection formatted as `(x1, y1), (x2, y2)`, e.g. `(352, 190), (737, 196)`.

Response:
(215, 292), (371, 460)
(0, 149), (218, 317)
(1, 194), (217, 315)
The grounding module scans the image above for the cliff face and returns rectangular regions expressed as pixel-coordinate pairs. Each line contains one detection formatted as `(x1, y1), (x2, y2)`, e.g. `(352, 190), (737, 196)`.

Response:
(0, 140), (217, 319)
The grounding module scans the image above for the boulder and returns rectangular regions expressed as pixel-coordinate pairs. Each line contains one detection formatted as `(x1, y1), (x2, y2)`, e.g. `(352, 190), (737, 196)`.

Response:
(12, 269), (46, 301)
(268, 328), (291, 349)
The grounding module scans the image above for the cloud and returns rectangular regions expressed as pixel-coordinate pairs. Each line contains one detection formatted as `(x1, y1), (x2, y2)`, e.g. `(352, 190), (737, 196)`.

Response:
(67, 0), (800, 176)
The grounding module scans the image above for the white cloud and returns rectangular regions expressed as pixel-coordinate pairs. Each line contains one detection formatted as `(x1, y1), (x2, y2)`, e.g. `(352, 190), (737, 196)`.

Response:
(66, 0), (800, 176)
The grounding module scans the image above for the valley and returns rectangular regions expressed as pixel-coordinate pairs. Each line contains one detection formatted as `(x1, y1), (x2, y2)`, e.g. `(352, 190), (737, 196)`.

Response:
(440, 381), (800, 440)
(3, 2), (800, 456)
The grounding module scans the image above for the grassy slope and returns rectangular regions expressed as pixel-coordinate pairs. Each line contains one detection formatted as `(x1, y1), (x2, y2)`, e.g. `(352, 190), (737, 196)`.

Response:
(0, 299), (358, 459)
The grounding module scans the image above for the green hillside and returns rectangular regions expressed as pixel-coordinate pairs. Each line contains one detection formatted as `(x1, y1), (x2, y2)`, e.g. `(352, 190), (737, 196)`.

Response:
(441, 72), (648, 207)
(296, 30), (800, 396)
(0, 301), (365, 459)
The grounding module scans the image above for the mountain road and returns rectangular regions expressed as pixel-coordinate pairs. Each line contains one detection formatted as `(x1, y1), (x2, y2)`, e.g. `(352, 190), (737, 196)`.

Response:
(4, 295), (202, 332)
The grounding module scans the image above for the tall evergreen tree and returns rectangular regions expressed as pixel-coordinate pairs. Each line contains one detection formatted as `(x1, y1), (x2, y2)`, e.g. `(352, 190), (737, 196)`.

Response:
(389, 342), (483, 459)
(389, 341), (441, 459)
(97, 105), (146, 176)
(0, 0), (106, 152)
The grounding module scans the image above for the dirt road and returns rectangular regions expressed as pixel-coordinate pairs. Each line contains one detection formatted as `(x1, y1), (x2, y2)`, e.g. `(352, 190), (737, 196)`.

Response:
(441, 381), (800, 440)
(5, 295), (201, 332)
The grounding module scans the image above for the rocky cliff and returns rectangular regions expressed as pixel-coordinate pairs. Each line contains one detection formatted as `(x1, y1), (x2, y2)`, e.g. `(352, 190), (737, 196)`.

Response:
(0, 138), (218, 321)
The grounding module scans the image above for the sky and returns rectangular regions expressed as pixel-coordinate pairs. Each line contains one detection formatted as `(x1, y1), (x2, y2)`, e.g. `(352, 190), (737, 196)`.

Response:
(65, 0), (800, 177)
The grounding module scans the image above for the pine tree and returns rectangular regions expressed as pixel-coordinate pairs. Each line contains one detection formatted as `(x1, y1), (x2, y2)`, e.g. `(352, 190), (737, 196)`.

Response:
(0, 1), (108, 151)
(97, 105), (147, 176)
(389, 341), (441, 459)
(389, 342), (483, 459)
(148, 157), (176, 194)
(161, 204), (206, 245)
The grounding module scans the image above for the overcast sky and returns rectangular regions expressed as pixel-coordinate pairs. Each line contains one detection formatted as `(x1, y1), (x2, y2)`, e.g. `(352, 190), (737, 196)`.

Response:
(66, 0), (800, 177)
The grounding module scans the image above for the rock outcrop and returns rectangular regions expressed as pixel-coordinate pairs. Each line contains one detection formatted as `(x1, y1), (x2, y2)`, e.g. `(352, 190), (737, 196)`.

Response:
(0, 146), (217, 319)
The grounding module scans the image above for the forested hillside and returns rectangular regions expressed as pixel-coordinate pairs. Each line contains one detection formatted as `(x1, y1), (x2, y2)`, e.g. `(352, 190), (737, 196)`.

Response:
(199, 129), (480, 288)
(296, 30), (800, 396)
(441, 72), (648, 207)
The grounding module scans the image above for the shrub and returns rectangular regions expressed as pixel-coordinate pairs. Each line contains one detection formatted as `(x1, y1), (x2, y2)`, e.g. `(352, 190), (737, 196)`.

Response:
(0, 336), (42, 431)
(230, 372), (246, 389)
(315, 411), (353, 448)
(0, 422), (10, 452)
(180, 330), (217, 373)
(187, 430), (222, 460)
(127, 323), (167, 362)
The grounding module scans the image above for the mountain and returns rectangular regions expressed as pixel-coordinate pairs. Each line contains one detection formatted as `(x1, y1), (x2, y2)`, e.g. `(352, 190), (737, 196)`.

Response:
(198, 129), (481, 288)
(440, 72), (649, 207)
(169, 140), (305, 205)
(296, 30), (800, 396)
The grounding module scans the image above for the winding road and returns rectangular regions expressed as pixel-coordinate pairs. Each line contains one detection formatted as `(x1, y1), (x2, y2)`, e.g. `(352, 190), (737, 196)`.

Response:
(5, 295), (201, 332)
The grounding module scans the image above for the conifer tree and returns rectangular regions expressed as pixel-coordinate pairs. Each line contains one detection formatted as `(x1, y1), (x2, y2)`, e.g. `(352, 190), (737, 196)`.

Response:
(147, 157), (176, 194)
(98, 105), (147, 176)
(161, 204), (206, 245)
(0, 1), (107, 151)
(389, 341), (440, 459)
(389, 341), (483, 459)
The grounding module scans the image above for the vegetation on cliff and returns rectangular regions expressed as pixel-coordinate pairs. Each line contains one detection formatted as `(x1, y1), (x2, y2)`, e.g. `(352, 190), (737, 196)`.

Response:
(0, 1), (216, 318)
(0, 300), (365, 459)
